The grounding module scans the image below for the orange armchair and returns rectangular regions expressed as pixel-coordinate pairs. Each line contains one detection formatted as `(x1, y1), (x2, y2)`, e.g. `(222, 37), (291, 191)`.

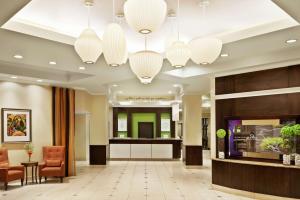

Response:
(0, 148), (24, 190)
(39, 146), (65, 183)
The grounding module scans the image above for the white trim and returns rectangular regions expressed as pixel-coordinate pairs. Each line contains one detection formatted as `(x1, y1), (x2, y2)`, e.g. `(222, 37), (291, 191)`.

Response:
(216, 87), (300, 100)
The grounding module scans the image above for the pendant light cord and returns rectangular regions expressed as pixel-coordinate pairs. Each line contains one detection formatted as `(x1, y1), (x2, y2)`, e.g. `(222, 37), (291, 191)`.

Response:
(177, 0), (180, 41)
(87, 5), (91, 28)
(112, 0), (115, 23)
(144, 35), (148, 51)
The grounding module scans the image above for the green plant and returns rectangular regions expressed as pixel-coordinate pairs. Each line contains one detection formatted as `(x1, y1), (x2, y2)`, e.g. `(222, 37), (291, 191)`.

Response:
(24, 143), (34, 152)
(216, 129), (226, 139)
(292, 124), (300, 136)
(280, 125), (294, 138)
(260, 137), (283, 153)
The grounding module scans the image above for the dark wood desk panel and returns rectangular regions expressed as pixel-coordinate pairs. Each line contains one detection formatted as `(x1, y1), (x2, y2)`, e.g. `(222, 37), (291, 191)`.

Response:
(212, 159), (300, 199)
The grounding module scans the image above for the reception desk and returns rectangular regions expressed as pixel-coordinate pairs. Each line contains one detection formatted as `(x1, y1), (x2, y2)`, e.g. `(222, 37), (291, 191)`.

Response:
(212, 158), (300, 199)
(109, 138), (182, 160)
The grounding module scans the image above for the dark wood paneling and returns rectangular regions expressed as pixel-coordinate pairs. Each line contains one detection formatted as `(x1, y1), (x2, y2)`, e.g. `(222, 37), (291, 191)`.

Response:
(89, 145), (107, 165)
(113, 107), (175, 138)
(288, 93), (300, 115)
(289, 65), (300, 87)
(234, 94), (289, 117)
(172, 141), (181, 159)
(183, 145), (203, 166)
(216, 65), (300, 95)
(212, 160), (300, 199)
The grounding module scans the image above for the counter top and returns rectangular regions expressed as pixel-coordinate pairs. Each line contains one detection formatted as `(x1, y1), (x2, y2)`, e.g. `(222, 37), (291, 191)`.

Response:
(109, 138), (182, 144)
(213, 158), (300, 169)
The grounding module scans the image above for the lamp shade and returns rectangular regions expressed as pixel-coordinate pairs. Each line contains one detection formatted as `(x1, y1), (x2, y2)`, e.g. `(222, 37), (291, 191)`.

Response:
(189, 38), (222, 65)
(74, 28), (103, 64)
(124, 0), (167, 34)
(129, 51), (163, 84)
(103, 23), (128, 67)
(166, 41), (191, 68)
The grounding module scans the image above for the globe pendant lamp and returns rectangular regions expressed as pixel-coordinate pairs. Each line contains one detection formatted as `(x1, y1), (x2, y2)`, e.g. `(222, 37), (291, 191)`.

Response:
(103, 0), (128, 67)
(124, 0), (167, 34)
(129, 50), (163, 84)
(166, 41), (191, 68)
(189, 37), (222, 65)
(74, 0), (103, 64)
(166, 0), (191, 68)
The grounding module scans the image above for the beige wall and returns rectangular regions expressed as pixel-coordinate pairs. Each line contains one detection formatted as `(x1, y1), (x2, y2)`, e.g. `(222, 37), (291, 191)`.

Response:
(75, 114), (87, 161)
(182, 95), (202, 146)
(75, 90), (108, 145)
(0, 82), (52, 165)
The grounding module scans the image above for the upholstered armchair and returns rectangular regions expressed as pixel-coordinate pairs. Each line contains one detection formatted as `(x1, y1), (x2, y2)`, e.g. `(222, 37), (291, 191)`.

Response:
(39, 146), (65, 183)
(0, 148), (24, 190)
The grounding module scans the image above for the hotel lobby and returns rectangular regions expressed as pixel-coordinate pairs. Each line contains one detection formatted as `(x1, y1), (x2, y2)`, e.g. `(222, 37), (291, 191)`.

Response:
(0, 0), (300, 199)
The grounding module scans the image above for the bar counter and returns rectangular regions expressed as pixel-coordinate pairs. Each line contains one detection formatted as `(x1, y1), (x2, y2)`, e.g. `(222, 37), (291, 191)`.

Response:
(212, 158), (300, 199)
(109, 138), (182, 160)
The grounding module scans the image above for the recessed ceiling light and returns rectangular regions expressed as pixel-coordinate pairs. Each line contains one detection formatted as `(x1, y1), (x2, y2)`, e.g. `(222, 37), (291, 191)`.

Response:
(79, 66), (86, 70)
(173, 84), (180, 87)
(168, 91), (173, 94)
(112, 84), (118, 87)
(286, 39), (297, 44)
(118, 91), (124, 94)
(11, 76), (18, 79)
(220, 53), (229, 57)
(49, 61), (57, 65)
(13, 55), (23, 59)
(37, 79), (43, 82)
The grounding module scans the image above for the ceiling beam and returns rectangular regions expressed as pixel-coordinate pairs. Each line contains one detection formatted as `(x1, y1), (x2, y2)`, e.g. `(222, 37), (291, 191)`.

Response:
(272, 0), (300, 23)
(0, 0), (31, 26)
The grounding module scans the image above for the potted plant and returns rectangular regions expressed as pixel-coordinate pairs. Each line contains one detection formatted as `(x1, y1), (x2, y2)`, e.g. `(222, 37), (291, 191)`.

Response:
(24, 143), (34, 162)
(280, 125), (295, 165)
(292, 124), (300, 166)
(216, 129), (226, 159)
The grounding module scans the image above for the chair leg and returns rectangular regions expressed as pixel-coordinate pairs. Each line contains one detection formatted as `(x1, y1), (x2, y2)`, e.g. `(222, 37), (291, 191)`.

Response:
(39, 176), (42, 184)
(4, 182), (8, 191)
(21, 179), (24, 186)
(60, 177), (63, 183)
(45, 177), (47, 182)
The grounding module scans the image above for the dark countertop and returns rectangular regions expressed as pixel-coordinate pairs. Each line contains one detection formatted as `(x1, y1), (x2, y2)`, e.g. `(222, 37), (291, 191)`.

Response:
(109, 138), (182, 144)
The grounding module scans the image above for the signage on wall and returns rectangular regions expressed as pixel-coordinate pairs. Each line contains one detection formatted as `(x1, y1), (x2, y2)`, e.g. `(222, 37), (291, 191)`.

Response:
(118, 118), (127, 131)
(161, 119), (170, 132)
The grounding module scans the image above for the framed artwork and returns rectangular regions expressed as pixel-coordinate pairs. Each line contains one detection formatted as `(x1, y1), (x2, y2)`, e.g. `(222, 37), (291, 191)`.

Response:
(161, 118), (170, 132)
(118, 118), (127, 131)
(1, 108), (32, 143)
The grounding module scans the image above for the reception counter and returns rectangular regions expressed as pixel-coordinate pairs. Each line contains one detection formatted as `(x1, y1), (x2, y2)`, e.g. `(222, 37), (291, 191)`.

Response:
(109, 138), (182, 160)
(212, 158), (300, 199)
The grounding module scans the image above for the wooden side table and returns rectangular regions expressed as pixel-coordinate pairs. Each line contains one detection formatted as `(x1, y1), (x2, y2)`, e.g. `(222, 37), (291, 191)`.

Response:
(21, 161), (38, 184)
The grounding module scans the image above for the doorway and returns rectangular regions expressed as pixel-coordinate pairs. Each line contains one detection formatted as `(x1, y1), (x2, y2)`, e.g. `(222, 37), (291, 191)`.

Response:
(75, 113), (90, 165)
(138, 122), (154, 138)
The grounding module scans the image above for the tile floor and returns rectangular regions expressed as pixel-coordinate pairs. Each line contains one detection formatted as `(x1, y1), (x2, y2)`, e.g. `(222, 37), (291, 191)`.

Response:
(0, 152), (252, 200)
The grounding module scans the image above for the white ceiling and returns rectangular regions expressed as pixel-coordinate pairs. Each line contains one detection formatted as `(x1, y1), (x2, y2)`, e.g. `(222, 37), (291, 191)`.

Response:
(0, 0), (300, 102)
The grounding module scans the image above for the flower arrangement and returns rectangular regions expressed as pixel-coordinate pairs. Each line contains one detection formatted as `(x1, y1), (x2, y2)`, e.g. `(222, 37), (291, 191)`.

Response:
(24, 143), (34, 162)
(260, 137), (284, 153)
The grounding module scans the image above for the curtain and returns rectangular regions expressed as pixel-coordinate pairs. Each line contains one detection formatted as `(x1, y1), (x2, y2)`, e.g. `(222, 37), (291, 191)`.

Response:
(52, 87), (76, 176)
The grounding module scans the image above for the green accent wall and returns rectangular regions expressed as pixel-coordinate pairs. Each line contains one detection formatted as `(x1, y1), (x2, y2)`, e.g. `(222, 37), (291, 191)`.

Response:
(132, 113), (156, 138)
(117, 113), (127, 137)
(161, 113), (171, 138)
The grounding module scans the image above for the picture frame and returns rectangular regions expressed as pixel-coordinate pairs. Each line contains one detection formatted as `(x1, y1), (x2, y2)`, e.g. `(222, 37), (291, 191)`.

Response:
(1, 108), (32, 143)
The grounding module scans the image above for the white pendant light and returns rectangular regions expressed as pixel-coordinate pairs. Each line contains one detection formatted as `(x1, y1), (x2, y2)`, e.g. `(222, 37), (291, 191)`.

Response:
(74, 0), (102, 64)
(166, 41), (191, 68)
(75, 28), (103, 64)
(189, 37), (222, 65)
(166, 0), (191, 68)
(129, 50), (163, 84)
(103, 0), (128, 67)
(124, 0), (167, 34)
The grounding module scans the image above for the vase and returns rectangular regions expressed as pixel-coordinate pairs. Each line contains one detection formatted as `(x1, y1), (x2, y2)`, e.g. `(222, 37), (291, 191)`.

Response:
(295, 154), (300, 166)
(283, 154), (291, 165)
(218, 151), (225, 159)
(28, 151), (32, 162)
